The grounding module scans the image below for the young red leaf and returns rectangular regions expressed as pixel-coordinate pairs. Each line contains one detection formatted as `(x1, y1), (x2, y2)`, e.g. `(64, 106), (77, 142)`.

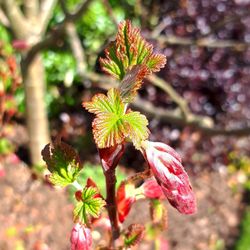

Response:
(140, 178), (164, 199)
(124, 224), (145, 247)
(119, 65), (149, 103)
(100, 20), (166, 80)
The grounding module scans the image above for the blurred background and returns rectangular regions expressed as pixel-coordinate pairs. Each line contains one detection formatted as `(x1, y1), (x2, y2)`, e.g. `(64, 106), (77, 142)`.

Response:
(0, 0), (250, 249)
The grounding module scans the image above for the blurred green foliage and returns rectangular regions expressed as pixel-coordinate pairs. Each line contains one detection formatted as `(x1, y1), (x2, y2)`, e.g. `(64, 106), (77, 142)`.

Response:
(228, 152), (250, 191)
(0, 0), (137, 117)
(234, 207), (250, 250)
(0, 25), (13, 53)
(0, 138), (13, 155)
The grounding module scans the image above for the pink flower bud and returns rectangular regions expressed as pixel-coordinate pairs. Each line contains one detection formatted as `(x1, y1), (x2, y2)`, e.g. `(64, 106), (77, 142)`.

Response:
(117, 183), (136, 223)
(140, 178), (164, 199)
(70, 223), (92, 250)
(142, 141), (196, 214)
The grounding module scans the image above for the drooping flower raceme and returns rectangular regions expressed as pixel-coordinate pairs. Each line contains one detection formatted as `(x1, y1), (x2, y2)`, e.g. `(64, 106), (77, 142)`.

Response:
(141, 141), (196, 214)
(70, 223), (92, 250)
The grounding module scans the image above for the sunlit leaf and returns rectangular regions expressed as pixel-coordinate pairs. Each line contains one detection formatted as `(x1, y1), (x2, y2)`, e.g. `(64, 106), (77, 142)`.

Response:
(100, 20), (166, 80)
(123, 110), (149, 149)
(41, 139), (82, 187)
(83, 89), (149, 148)
(83, 88), (124, 116)
(124, 224), (145, 247)
(73, 187), (106, 223)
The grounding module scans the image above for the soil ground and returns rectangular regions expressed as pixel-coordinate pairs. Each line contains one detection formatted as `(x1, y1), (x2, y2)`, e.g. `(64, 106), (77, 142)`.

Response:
(0, 153), (243, 250)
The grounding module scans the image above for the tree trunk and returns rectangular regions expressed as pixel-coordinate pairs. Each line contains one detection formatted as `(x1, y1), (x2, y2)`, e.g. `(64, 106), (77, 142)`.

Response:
(22, 54), (50, 165)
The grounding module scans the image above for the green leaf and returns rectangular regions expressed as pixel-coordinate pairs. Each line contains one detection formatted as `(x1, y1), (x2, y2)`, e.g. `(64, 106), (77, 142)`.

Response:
(73, 187), (106, 223)
(92, 112), (127, 148)
(123, 111), (149, 149)
(83, 88), (149, 148)
(100, 41), (126, 79)
(83, 88), (124, 116)
(100, 20), (166, 80)
(124, 224), (145, 247)
(83, 88), (126, 148)
(41, 139), (82, 187)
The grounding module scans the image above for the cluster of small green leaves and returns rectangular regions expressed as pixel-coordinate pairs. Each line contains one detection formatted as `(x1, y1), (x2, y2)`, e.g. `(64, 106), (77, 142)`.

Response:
(83, 20), (166, 149)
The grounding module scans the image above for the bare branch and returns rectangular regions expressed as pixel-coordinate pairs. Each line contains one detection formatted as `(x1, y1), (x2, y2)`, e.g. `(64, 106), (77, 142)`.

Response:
(65, 22), (87, 84)
(24, 0), (92, 65)
(85, 72), (250, 137)
(59, 0), (69, 16)
(2, 0), (30, 38)
(147, 74), (190, 119)
(132, 97), (250, 136)
(156, 35), (250, 50)
(23, 0), (39, 19)
(151, 18), (170, 39)
(0, 7), (9, 27)
(22, 25), (66, 71)
(39, 0), (58, 35)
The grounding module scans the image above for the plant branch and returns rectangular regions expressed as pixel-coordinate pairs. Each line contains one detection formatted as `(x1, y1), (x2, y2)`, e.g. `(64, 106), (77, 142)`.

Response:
(60, 0), (92, 22)
(104, 168), (120, 245)
(156, 35), (250, 50)
(60, 1), (88, 85)
(0, 7), (9, 27)
(23, 0), (39, 20)
(101, 0), (118, 26)
(147, 74), (190, 119)
(66, 22), (87, 81)
(132, 97), (250, 136)
(39, 0), (58, 35)
(1, 0), (30, 38)
(24, 0), (92, 65)
(85, 72), (250, 137)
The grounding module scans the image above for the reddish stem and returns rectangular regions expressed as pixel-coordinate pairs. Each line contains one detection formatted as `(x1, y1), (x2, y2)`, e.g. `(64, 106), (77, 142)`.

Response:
(104, 168), (120, 244)
(98, 144), (124, 246)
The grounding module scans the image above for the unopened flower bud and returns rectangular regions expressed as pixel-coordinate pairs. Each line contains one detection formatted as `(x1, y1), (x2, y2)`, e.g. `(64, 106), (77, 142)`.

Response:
(140, 178), (164, 199)
(142, 141), (196, 214)
(70, 223), (92, 250)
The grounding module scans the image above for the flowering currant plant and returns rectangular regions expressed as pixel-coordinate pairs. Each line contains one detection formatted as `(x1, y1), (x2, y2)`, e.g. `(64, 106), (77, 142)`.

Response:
(42, 20), (196, 250)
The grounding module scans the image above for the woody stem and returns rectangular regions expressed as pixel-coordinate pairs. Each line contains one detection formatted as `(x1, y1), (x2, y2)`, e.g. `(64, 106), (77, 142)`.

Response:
(104, 168), (120, 245)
